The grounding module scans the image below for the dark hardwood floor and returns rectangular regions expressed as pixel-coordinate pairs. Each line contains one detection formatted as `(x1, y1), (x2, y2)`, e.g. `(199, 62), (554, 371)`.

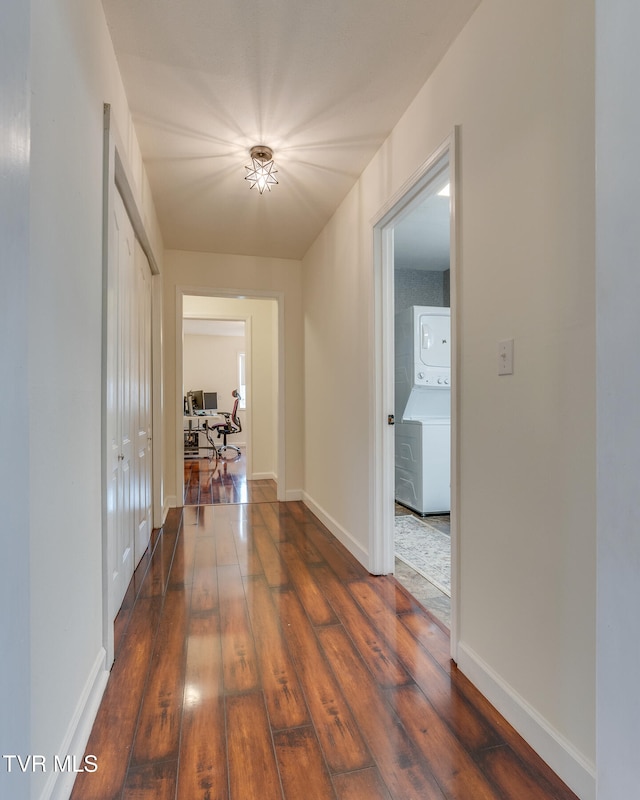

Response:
(184, 452), (277, 505)
(70, 492), (579, 800)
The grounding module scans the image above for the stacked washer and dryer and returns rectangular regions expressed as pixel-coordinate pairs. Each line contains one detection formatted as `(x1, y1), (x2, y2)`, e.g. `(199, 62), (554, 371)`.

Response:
(395, 305), (451, 515)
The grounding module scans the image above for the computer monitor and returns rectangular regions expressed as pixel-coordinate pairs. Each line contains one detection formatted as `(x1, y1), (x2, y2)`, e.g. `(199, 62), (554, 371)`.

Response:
(203, 392), (218, 411)
(191, 390), (204, 411)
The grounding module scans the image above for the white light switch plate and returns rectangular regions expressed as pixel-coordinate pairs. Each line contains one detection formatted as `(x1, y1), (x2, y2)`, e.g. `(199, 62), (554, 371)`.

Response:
(498, 339), (514, 375)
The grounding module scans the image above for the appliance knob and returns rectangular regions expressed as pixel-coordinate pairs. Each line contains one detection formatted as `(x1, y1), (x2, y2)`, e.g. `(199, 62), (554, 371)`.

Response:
(445, 378), (450, 385)
(437, 378), (443, 384)
(418, 372), (425, 379)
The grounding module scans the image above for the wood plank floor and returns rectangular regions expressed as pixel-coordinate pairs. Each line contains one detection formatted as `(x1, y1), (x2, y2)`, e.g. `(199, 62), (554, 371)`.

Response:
(186, 454), (449, 627)
(71, 500), (579, 800)
(184, 453), (277, 505)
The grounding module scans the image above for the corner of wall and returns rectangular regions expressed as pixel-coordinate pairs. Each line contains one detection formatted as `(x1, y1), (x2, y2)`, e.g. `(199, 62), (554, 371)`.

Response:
(456, 642), (596, 800)
(302, 492), (369, 568)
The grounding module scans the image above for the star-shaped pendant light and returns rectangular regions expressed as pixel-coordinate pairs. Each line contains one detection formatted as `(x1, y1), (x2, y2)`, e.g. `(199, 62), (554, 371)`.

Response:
(244, 145), (278, 194)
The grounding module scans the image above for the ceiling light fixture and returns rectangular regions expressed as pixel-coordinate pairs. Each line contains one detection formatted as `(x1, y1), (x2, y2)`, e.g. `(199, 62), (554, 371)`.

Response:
(244, 145), (278, 194)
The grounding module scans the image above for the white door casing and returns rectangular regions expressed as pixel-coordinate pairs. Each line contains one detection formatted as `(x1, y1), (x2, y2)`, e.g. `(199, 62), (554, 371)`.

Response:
(175, 289), (286, 505)
(371, 130), (460, 660)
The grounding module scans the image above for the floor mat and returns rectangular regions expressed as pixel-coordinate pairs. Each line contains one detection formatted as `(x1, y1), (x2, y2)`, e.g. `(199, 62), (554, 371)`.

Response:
(395, 515), (451, 597)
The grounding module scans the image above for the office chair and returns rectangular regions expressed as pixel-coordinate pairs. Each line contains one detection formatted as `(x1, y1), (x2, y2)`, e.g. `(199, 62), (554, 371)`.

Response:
(209, 389), (242, 459)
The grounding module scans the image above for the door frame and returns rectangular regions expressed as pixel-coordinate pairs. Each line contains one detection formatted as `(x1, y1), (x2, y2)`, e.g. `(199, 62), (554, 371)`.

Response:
(174, 287), (286, 505)
(102, 105), (163, 667)
(371, 129), (460, 659)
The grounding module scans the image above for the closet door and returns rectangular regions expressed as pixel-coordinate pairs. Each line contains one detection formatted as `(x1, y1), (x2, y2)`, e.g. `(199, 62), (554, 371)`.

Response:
(106, 185), (155, 626)
(107, 189), (136, 613)
(134, 238), (152, 564)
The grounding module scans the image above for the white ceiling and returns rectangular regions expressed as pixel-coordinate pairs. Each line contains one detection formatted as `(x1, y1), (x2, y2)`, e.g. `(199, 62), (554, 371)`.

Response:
(101, 0), (480, 260)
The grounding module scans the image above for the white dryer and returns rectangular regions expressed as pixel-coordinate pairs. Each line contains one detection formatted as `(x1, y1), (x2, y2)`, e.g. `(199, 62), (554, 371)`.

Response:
(395, 306), (451, 514)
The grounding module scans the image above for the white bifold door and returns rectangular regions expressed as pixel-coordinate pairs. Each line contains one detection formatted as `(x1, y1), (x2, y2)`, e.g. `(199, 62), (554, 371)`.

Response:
(106, 188), (153, 621)
(133, 232), (153, 566)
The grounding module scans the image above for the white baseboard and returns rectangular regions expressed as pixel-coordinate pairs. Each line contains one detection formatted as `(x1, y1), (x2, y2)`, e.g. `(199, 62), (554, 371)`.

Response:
(164, 495), (177, 513)
(40, 649), (110, 800)
(302, 493), (368, 566)
(456, 642), (596, 800)
(251, 471), (276, 481)
(285, 488), (303, 501)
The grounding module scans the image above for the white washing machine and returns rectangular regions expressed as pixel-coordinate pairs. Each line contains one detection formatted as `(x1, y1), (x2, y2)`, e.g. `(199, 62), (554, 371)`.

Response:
(395, 306), (451, 515)
(395, 417), (450, 514)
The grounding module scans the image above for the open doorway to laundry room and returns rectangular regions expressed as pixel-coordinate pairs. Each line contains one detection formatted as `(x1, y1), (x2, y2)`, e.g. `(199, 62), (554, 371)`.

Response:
(179, 293), (281, 506)
(372, 133), (458, 646)
(393, 175), (452, 628)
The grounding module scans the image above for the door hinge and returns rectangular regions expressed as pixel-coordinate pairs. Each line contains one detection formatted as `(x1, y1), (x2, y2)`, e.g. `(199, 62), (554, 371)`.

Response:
(388, 414), (395, 426)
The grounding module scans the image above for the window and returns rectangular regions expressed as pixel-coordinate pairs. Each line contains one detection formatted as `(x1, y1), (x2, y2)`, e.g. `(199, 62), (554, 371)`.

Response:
(238, 352), (246, 409)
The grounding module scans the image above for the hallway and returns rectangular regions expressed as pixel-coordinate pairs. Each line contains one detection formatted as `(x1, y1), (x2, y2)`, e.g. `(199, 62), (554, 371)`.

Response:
(71, 499), (578, 800)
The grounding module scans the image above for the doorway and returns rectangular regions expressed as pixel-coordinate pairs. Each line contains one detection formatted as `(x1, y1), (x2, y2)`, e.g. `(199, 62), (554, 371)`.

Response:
(176, 292), (284, 505)
(372, 132), (459, 653)
(393, 179), (452, 627)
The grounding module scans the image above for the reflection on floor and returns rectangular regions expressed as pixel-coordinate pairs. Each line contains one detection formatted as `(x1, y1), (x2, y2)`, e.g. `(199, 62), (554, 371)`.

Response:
(185, 455), (451, 628)
(395, 505), (451, 629)
(184, 453), (277, 506)
(70, 502), (579, 800)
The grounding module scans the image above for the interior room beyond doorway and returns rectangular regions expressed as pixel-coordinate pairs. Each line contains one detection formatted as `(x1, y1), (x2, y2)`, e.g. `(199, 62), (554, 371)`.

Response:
(392, 159), (452, 630)
(180, 294), (279, 505)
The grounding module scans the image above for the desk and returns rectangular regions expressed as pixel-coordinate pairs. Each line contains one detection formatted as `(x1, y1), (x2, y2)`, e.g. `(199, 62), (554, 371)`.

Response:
(184, 414), (223, 457)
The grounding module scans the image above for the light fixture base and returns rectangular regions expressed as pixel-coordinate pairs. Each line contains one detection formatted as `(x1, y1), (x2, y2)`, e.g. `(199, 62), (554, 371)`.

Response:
(249, 145), (273, 162)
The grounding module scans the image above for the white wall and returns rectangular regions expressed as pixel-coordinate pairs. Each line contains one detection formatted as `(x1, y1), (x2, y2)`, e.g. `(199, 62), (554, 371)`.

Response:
(26, 2), (163, 798)
(302, 0), (595, 796)
(184, 333), (246, 425)
(595, 1), (640, 796)
(0, 2), (31, 798)
(163, 251), (303, 504)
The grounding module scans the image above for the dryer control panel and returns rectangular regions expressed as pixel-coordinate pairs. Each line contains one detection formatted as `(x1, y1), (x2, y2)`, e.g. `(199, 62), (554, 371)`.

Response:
(416, 371), (450, 387)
